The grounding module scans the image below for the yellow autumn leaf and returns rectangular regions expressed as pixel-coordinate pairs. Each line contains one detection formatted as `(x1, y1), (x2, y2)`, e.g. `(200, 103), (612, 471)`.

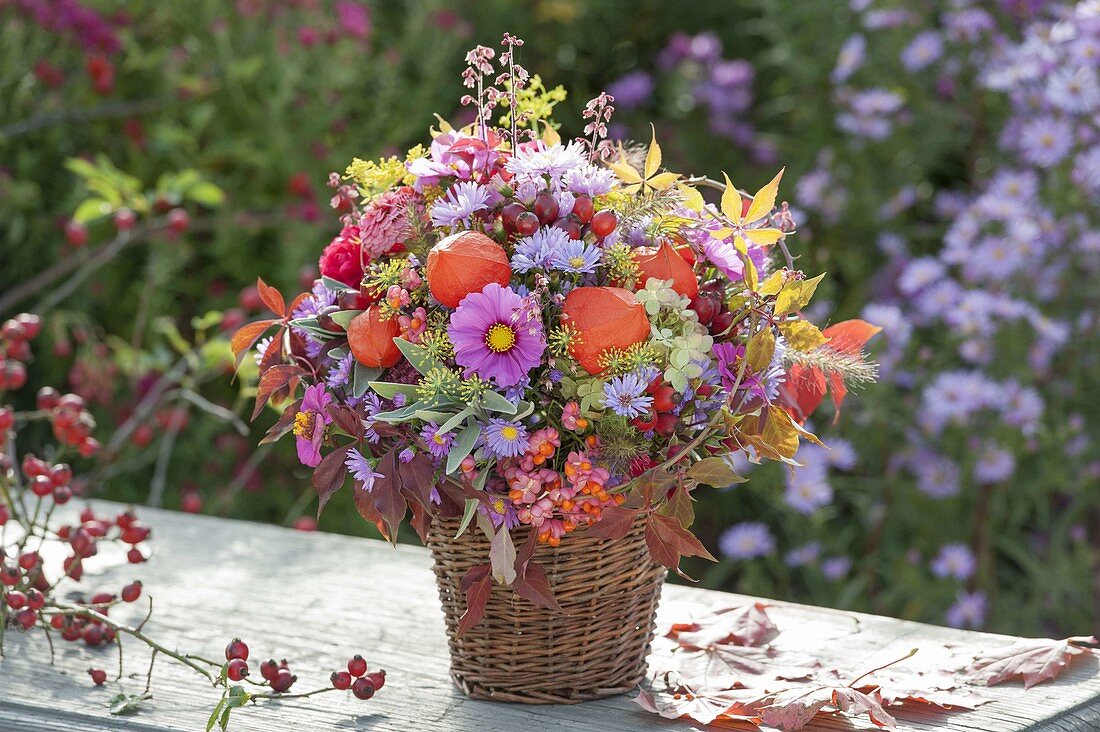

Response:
(647, 171), (680, 190)
(720, 173), (744, 223)
(607, 157), (643, 185)
(746, 328), (776, 372)
(759, 270), (787, 297)
(798, 273), (825, 307)
(744, 168), (784, 225)
(679, 183), (705, 212)
(774, 273), (826, 315)
(779, 320), (827, 352)
(744, 228), (784, 247)
(762, 405), (800, 459)
(710, 227), (735, 240)
(644, 124), (662, 179)
(541, 122), (562, 146)
(743, 256), (759, 291)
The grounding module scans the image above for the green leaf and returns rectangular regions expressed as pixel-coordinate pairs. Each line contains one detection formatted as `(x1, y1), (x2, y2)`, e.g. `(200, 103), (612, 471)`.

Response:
(513, 400), (535, 420)
(73, 198), (111, 223)
(446, 423), (481, 475)
(414, 409), (452, 423)
(439, 407), (473, 434)
(352, 363), (381, 398)
(480, 390), (518, 414)
(330, 310), (363, 330)
(206, 697), (227, 732)
(455, 498), (479, 539)
(367, 381), (421, 400)
(686, 456), (747, 488)
(395, 338), (442, 375)
(321, 276), (352, 292)
(186, 181), (226, 208)
(191, 311), (224, 331)
(108, 693), (151, 716)
(225, 686), (251, 708)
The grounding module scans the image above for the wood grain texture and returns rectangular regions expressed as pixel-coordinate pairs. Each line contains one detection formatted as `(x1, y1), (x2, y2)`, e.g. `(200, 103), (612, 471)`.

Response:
(2, 502), (1098, 731)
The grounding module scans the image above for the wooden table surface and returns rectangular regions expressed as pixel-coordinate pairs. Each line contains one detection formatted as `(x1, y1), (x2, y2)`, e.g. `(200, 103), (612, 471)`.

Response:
(2, 503), (1098, 731)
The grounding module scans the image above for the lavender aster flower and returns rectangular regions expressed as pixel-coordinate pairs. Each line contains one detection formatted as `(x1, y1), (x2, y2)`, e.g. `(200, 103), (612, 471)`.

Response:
(719, 522), (775, 560)
(430, 180), (490, 228)
(832, 34), (866, 84)
(975, 445), (1016, 484)
(326, 352), (355, 390)
(900, 30), (944, 72)
(931, 543), (976, 581)
(945, 590), (987, 628)
(421, 423), (455, 459)
(550, 239), (602, 274)
(483, 419), (530, 458)
(784, 542), (821, 568)
(1019, 116), (1073, 168)
(511, 226), (569, 273)
(505, 141), (587, 181)
(821, 556), (852, 580)
(603, 371), (654, 418)
(784, 477), (833, 515)
(563, 164), (617, 197)
(345, 447), (382, 492)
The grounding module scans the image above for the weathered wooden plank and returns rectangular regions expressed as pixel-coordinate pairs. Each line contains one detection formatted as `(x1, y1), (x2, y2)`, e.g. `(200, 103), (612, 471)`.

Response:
(1, 503), (1098, 731)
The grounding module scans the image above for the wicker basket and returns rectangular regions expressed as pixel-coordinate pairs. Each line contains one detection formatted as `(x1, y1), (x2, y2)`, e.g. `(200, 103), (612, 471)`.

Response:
(427, 514), (666, 704)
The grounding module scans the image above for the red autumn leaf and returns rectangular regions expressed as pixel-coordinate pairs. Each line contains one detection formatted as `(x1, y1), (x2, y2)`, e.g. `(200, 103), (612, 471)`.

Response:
(781, 318), (881, 423)
(327, 404), (364, 440)
(645, 513), (716, 574)
(256, 328), (286, 373)
(230, 318), (277, 368)
(672, 645), (817, 692)
(408, 500), (432, 543)
(512, 559), (561, 611)
(369, 449), (408, 543)
(963, 635), (1099, 689)
(251, 364), (304, 420)
(668, 603), (779, 649)
(399, 452), (438, 509)
(313, 443), (352, 516)
(757, 685), (896, 731)
(585, 505), (640, 541)
(634, 687), (763, 726)
(258, 397), (301, 445)
(256, 277), (286, 318)
(352, 483), (386, 535)
(457, 564), (492, 636)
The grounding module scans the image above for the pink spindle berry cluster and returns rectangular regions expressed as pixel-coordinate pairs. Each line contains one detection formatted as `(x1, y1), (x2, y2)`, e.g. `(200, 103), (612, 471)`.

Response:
(0, 315), (39, 396)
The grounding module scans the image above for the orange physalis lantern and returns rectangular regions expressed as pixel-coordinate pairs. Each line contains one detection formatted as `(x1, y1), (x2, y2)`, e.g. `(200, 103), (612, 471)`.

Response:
(561, 287), (651, 375)
(631, 239), (699, 299)
(425, 231), (511, 308)
(347, 306), (403, 368)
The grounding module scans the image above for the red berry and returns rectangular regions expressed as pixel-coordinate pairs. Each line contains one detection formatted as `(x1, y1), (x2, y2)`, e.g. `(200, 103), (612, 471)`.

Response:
(167, 208), (190, 234)
(22, 454), (47, 478)
(115, 510), (137, 529)
(126, 548), (145, 564)
(0, 504), (9, 525)
(50, 463), (73, 486)
(1, 565), (20, 586)
(36, 385), (59, 407)
(270, 669), (296, 693)
(330, 671), (352, 690)
(654, 413), (679, 438)
(0, 408), (13, 431)
(651, 386), (677, 413)
(16, 608), (37, 629)
(500, 202), (526, 233)
(571, 195), (594, 224)
(50, 614), (67, 630)
(65, 220), (88, 248)
(260, 659), (280, 682)
(366, 670), (386, 690)
(15, 314), (40, 339)
(52, 485), (73, 505)
(30, 475), (53, 497)
(351, 677), (376, 700)
(121, 581), (142, 603)
(225, 638), (249, 661)
(120, 523), (151, 545)
(180, 492), (202, 513)
(79, 437), (101, 457)
(82, 623), (106, 646)
(514, 211), (539, 237)
(5, 590), (27, 609)
(347, 654), (368, 677)
(552, 218), (582, 240)
(25, 588), (45, 610)
(710, 310), (735, 338)
(533, 194), (559, 225)
(631, 408), (659, 432)
(62, 622), (82, 641)
(88, 668), (107, 686)
(292, 516), (316, 532)
(114, 208), (136, 231)
(70, 529), (97, 558)
(64, 555), (84, 580)
(589, 210), (618, 238)
(18, 551), (39, 571)
(90, 592), (115, 607)
(227, 658), (249, 681)
(688, 291), (721, 326)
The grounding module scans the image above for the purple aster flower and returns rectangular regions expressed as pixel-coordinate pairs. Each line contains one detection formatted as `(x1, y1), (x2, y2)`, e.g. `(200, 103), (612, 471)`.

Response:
(550, 239), (602, 274)
(607, 70), (654, 110)
(832, 34), (866, 84)
(975, 445), (1016, 485)
(430, 180), (490, 228)
(421, 423), (454, 459)
(784, 477), (833, 515)
(563, 164), (618, 197)
(1046, 66), (1100, 115)
(603, 371), (654, 418)
(292, 384), (332, 467)
(945, 590), (987, 629)
(784, 542), (821, 568)
(292, 281), (338, 319)
(1000, 380), (1044, 434)
(1072, 147), (1100, 196)
(821, 556), (852, 580)
(483, 419), (530, 458)
(1018, 116), (1073, 168)
(900, 30), (944, 72)
(931, 543), (975, 581)
(719, 522), (775, 560)
(478, 493), (520, 529)
(505, 141), (587, 181)
(345, 447), (382, 492)
(898, 256), (945, 296)
(448, 283), (546, 388)
(326, 352), (355, 390)
(398, 447), (415, 463)
(511, 226), (568, 273)
(914, 454), (961, 499)
(714, 341), (786, 403)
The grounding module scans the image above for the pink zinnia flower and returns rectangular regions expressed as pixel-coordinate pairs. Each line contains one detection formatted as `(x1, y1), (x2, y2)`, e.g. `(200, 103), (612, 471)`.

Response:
(448, 283), (545, 388)
(358, 186), (420, 259)
(293, 384), (332, 467)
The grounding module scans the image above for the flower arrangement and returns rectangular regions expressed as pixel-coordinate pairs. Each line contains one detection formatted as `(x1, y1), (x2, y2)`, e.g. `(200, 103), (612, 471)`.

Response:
(234, 34), (877, 609)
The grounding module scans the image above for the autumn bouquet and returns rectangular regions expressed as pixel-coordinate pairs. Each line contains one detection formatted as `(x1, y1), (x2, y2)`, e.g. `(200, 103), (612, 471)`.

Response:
(234, 34), (877, 703)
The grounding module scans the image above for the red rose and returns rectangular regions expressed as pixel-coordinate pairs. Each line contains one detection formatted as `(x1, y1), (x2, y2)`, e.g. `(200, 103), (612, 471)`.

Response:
(318, 227), (366, 288)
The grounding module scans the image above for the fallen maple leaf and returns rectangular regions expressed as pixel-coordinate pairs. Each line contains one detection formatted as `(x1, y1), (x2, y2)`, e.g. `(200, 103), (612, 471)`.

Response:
(673, 645), (818, 692)
(963, 635), (1099, 689)
(667, 603), (779, 649)
(757, 685), (896, 731)
(634, 687), (761, 726)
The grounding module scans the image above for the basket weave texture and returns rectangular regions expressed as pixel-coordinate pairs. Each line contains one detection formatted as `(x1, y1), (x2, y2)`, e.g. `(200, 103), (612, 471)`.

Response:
(427, 514), (666, 704)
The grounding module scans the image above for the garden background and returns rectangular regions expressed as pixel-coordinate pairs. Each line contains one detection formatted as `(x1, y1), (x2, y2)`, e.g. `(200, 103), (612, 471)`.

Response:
(2, 0), (1097, 638)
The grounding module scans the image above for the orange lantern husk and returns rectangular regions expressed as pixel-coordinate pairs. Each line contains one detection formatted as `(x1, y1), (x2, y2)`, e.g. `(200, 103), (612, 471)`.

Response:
(631, 239), (699, 299)
(425, 230), (512, 308)
(347, 306), (403, 368)
(561, 287), (651, 375)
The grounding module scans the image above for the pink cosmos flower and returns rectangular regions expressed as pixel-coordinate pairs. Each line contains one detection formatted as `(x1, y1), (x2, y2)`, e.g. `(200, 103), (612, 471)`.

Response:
(448, 283), (545, 388)
(292, 384), (332, 467)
